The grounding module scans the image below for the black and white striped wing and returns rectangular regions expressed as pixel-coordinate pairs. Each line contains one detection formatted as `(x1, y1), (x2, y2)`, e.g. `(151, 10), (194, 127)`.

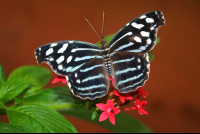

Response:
(35, 40), (101, 75)
(66, 56), (110, 100)
(109, 11), (165, 93)
(110, 52), (149, 93)
(109, 11), (165, 54)
(35, 40), (110, 99)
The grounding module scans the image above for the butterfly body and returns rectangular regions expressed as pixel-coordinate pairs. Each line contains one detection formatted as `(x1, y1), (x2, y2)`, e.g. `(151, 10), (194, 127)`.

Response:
(35, 11), (165, 100)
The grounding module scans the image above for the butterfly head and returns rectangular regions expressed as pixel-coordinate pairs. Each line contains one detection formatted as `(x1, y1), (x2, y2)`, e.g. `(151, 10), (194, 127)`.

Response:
(100, 37), (107, 46)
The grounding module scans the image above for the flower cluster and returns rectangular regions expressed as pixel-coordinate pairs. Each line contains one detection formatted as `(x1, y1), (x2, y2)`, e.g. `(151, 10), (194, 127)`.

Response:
(52, 75), (149, 125)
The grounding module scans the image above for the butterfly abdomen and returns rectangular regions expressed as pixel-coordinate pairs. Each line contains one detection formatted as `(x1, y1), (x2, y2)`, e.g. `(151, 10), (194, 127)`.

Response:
(101, 46), (112, 76)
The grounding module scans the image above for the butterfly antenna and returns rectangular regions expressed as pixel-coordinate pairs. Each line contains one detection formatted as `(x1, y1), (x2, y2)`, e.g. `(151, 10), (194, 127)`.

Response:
(102, 10), (106, 39)
(84, 16), (101, 40)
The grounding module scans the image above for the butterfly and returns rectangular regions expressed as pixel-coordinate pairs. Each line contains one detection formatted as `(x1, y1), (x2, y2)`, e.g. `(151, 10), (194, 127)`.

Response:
(35, 11), (165, 100)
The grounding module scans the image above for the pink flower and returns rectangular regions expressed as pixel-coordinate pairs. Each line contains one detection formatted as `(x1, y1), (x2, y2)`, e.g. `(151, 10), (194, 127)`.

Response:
(96, 99), (120, 125)
(113, 90), (133, 103)
(137, 87), (148, 98)
(124, 95), (148, 115)
(52, 75), (67, 84)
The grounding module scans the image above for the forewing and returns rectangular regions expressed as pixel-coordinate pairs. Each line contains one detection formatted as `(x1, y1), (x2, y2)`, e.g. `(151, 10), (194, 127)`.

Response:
(35, 40), (100, 75)
(110, 52), (150, 93)
(108, 11), (165, 53)
(66, 57), (110, 100)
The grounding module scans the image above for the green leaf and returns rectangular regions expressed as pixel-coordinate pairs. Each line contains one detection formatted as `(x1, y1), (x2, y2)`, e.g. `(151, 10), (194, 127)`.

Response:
(96, 34), (115, 46)
(0, 63), (6, 85)
(156, 37), (160, 45)
(8, 66), (51, 94)
(0, 101), (5, 108)
(0, 122), (34, 133)
(15, 87), (77, 110)
(0, 101), (6, 115)
(148, 53), (155, 62)
(91, 110), (98, 121)
(61, 107), (152, 133)
(0, 79), (29, 103)
(7, 103), (78, 133)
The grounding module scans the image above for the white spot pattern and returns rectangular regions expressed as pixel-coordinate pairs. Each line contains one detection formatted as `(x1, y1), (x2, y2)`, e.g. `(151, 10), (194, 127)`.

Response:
(131, 22), (144, 29)
(49, 57), (54, 61)
(140, 31), (150, 37)
(58, 64), (63, 70)
(67, 55), (73, 63)
(75, 73), (78, 78)
(56, 55), (64, 64)
(146, 18), (154, 23)
(50, 43), (58, 47)
(146, 38), (152, 44)
(134, 36), (142, 43)
(137, 65), (141, 69)
(140, 15), (146, 19)
(46, 48), (54, 56)
(58, 43), (68, 53)
(76, 79), (81, 84)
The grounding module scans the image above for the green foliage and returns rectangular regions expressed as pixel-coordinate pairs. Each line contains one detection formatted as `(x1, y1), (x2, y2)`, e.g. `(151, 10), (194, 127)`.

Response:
(148, 53), (155, 62)
(61, 106), (152, 133)
(8, 66), (51, 94)
(0, 63), (6, 85)
(0, 64), (77, 133)
(91, 110), (98, 121)
(156, 37), (160, 45)
(15, 87), (77, 110)
(0, 122), (34, 133)
(0, 79), (29, 103)
(0, 101), (6, 115)
(7, 104), (77, 133)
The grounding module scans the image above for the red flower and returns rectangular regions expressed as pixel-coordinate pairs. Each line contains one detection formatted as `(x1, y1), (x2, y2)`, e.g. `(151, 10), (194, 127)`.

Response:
(113, 90), (133, 103)
(137, 87), (148, 98)
(109, 77), (114, 88)
(124, 95), (148, 115)
(52, 75), (67, 84)
(96, 99), (120, 125)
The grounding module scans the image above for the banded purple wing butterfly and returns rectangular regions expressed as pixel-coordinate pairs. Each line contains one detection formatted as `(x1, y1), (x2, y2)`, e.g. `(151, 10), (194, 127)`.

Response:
(35, 11), (165, 100)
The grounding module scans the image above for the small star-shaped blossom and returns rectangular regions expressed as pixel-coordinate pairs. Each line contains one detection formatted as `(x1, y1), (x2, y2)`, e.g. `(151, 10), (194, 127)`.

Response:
(52, 75), (67, 84)
(96, 99), (120, 125)
(137, 87), (148, 98)
(124, 95), (148, 115)
(113, 90), (133, 103)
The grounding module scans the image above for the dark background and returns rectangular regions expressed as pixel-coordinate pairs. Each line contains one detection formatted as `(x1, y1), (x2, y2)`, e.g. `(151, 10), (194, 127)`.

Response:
(0, 0), (200, 133)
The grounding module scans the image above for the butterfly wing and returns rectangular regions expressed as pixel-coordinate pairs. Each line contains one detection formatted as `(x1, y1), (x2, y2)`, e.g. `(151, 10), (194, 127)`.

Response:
(109, 11), (165, 54)
(66, 56), (110, 100)
(35, 40), (101, 75)
(110, 52), (150, 93)
(108, 11), (165, 93)
(35, 40), (110, 100)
